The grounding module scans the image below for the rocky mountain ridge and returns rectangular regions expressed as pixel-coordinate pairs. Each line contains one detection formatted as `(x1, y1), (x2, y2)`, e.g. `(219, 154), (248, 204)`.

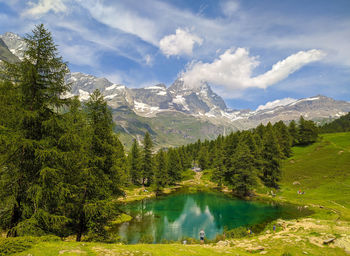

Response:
(1, 31), (350, 147)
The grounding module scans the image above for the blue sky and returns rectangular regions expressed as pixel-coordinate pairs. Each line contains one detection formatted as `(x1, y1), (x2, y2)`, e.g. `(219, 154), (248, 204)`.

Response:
(0, 0), (349, 110)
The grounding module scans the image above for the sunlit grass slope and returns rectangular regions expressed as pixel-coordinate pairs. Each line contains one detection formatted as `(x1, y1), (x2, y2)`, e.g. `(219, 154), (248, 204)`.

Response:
(279, 132), (350, 219)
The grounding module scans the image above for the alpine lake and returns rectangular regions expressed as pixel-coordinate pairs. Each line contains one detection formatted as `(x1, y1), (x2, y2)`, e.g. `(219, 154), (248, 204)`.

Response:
(113, 189), (312, 244)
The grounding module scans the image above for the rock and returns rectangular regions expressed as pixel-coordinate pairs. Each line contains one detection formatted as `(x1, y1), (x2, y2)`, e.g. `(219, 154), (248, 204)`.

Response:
(216, 240), (230, 247)
(260, 251), (268, 254)
(323, 237), (336, 244)
(293, 181), (300, 185)
(303, 251), (308, 254)
(247, 246), (265, 253)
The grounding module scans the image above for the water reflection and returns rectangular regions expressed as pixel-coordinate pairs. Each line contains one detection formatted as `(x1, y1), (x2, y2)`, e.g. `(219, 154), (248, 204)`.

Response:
(116, 192), (310, 243)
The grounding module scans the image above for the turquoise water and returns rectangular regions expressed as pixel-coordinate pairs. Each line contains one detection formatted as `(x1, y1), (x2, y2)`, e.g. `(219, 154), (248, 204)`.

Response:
(116, 191), (310, 243)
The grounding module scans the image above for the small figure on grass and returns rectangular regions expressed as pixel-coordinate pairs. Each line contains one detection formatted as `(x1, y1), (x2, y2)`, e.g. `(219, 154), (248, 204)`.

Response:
(199, 229), (205, 244)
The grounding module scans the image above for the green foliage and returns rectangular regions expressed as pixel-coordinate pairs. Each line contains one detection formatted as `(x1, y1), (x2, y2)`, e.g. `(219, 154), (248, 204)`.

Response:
(0, 25), (127, 242)
(297, 116), (318, 145)
(128, 139), (142, 185)
(142, 132), (154, 186)
(319, 112), (350, 133)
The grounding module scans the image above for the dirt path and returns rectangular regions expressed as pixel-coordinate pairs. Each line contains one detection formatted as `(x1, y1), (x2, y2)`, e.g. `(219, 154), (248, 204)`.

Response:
(194, 171), (202, 185)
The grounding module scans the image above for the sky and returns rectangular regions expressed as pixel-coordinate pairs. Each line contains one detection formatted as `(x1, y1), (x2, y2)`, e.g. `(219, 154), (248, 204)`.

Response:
(0, 0), (349, 110)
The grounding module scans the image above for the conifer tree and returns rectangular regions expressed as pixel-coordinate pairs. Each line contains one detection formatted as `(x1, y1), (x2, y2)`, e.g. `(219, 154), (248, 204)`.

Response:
(154, 149), (168, 192)
(0, 24), (70, 237)
(212, 141), (225, 187)
(198, 146), (209, 170)
(288, 120), (299, 146)
(260, 123), (282, 188)
(142, 132), (153, 186)
(81, 89), (125, 241)
(167, 149), (182, 184)
(128, 139), (142, 185)
(273, 121), (292, 158)
(298, 116), (318, 145)
(225, 140), (257, 197)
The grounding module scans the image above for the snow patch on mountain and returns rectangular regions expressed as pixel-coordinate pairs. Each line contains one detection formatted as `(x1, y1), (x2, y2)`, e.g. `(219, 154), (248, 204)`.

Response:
(256, 98), (297, 111)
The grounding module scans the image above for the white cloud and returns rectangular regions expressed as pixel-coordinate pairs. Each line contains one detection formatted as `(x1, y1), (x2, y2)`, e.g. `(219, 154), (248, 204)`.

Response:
(159, 28), (203, 57)
(78, 1), (159, 45)
(60, 44), (98, 67)
(181, 48), (325, 96)
(221, 1), (239, 17)
(256, 98), (296, 111)
(24, 0), (67, 17)
(144, 54), (153, 66)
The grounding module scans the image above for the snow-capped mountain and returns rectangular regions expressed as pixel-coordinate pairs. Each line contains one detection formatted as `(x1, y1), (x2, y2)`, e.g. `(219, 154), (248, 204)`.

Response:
(0, 32), (26, 60)
(2, 31), (350, 147)
(65, 72), (350, 126)
(66, 72), (230, 118)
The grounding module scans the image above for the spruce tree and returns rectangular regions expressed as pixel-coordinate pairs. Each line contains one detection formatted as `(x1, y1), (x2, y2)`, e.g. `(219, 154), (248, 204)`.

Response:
(167, 149), (182, 184)
(288, 120), (299, 146)
(142, 132), (153, 186)
(226, 140), (257, 197)
(0, 24), (70, 237)
(128, 139), (142, 185)
(260, 123), (282, 188)
(154, 149), (168, 192)
(198, 146), (209, 170)
(298, 116), (318, 145)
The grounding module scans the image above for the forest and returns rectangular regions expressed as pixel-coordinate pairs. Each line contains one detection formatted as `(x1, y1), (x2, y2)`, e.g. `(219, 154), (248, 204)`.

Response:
(0, 25), (319, 241)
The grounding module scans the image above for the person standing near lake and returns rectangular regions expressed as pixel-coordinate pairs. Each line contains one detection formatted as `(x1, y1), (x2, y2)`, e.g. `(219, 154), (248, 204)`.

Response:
(199, 229), (205, 244)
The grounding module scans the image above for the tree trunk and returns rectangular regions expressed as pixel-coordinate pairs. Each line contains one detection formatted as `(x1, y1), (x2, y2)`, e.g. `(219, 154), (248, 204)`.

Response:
(76, 213), (85, 242)
(7, 198), (21, 237)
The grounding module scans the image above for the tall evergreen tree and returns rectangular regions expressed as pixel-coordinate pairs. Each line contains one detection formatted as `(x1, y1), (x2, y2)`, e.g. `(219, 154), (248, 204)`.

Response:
(288, 120), (299, 146)
(260, 123), (282, 188)
(198, 146), (209, 170)
(142, 132), (153, 186)
(298, 116), (318, 145)
(225, 140), (257, 197)
(80, 89), (125, 241)
(0, 24), (70, 237)
(128, 139), (142, 185)
(154, 149), (168, 192)
(274, 121), (292, 158)
(167, 149), (182, 184)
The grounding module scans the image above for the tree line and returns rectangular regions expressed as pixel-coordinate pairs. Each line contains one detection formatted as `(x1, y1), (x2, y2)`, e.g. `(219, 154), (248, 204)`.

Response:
(319, 112), (350, 133)
(0, 24), (319, 241)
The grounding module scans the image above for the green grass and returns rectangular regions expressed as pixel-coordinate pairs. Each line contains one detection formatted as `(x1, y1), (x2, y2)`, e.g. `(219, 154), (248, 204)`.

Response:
(279, 132), (350, 220)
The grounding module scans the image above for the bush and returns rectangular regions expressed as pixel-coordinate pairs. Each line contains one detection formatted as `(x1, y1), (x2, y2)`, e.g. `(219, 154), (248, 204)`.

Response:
(0, 237), (37, 256)
(139, 234), (153, 244)
(224, 226), (248, 239)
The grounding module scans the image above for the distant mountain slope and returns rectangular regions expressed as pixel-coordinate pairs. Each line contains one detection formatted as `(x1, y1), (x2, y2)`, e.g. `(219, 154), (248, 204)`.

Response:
(0, 38), (18, 63)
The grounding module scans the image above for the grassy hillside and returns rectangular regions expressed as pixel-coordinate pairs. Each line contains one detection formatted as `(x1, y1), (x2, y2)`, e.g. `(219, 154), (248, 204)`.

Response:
(278, 132), (350, 220)
(113, 108), (236, 149)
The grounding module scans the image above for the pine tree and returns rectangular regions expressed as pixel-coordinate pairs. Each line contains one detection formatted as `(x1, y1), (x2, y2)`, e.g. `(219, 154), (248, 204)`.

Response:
(274, 121), (292, 158)
(0, 24), (70, 237)
(154, 149), (168, 192)
(288, 120), (298, 146)
(212, 141), (225, 187)
(142, 132), (153, 186)
(167, 149), (182, 184)
(298, 116), (318, 145)
(260, 124), (282, 188)
(198, 146), (209, 170)
(81, 89), (125, 241)
(226, 140), (257, 197)
(128, 139), (142, 185)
